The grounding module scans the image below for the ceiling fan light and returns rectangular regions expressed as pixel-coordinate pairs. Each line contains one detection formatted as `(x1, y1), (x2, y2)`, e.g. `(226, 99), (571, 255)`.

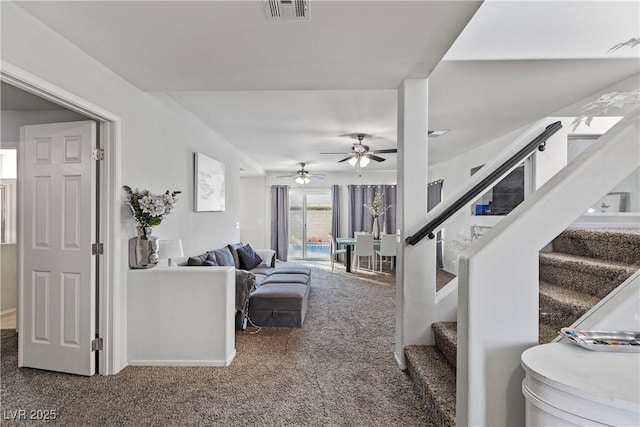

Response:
(303, 176), (310, 184)
(294, 176), (305, 184)
(359, 156), (370, 167)
(348, 156), (358, 167)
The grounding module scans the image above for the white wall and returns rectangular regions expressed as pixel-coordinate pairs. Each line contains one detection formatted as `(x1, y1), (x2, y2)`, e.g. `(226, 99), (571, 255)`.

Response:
(568, 136), (639, 213)
(239, 176), (267, 248)
(610, 167), (640, 212)
(430, 113), (630, 274)
(2, 3), (243, 371)
(429, 127), (525, 273)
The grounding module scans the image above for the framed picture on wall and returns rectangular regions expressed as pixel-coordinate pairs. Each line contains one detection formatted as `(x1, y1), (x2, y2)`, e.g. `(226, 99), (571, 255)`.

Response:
(194, 152), (225, 212)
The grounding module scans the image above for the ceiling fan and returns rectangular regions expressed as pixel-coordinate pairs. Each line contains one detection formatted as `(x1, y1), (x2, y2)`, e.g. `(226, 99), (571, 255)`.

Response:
(321, 133), (397, 168)
(276, 163), (325, 184)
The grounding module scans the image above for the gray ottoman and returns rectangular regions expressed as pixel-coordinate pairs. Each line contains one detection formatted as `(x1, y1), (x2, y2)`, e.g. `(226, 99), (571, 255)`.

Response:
(248, 283), (310, 327)
(272, 266), (312, 275)
(248, 267), (311, 327)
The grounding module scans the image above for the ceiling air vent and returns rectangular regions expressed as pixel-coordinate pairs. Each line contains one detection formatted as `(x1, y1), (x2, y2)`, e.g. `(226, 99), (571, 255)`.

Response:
(264, 0), (309, 20)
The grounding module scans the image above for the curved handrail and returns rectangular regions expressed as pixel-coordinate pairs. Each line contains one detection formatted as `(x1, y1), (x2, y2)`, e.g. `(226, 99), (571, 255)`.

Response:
(405, 121), (563, 246)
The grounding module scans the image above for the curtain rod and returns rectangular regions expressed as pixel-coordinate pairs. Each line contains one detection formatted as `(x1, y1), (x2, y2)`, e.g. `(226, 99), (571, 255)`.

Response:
(346, 184), (397, 188)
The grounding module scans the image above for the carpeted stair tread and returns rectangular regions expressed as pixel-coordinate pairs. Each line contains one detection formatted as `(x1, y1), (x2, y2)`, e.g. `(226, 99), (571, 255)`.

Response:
(539, 280), (600, 334)
(540, 251), (639, 271)
(405, 345), (456, 427)
(554, 228), (640, 265)
(402, 228), (639, 423)
(432, 321), (457, 372)
(539, 251), (638, 298)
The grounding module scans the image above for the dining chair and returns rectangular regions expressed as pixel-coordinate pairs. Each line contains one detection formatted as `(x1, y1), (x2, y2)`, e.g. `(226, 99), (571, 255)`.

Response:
(354, 231), (368, 237)
(354, 234), (375, 271)
(329, 233), (347, 271)
(376, 233), (396, 272)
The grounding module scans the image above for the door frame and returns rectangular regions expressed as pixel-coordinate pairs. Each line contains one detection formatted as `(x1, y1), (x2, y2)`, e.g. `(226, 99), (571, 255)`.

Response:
(1, 62), (121, 375)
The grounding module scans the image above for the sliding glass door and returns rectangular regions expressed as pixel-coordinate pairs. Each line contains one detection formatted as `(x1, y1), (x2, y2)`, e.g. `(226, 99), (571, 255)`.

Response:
(289, 188), (331, 260)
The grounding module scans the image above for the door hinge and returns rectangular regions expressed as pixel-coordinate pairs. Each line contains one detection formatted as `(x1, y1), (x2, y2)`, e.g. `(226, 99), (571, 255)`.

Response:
(91, 337), (103, 352)
(92, 243), (104, 255)
(92, 148), (104, 161)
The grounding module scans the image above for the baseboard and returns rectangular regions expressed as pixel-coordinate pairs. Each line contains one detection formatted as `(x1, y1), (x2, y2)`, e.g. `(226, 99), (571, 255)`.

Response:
(128, 350), (236, 367)
(116, 361), (129, 374)
(1, 308), (16, 316)
(394, 351), (407, 370)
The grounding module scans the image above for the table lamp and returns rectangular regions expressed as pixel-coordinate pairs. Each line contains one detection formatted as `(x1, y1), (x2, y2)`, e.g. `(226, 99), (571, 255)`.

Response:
(158, 239), (184, 267)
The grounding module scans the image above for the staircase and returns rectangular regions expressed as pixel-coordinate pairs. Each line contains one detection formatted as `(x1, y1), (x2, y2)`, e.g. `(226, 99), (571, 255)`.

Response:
(405, 322), (457, 427)
(539, 227), (640, 342)
(404, 227), (640, 426)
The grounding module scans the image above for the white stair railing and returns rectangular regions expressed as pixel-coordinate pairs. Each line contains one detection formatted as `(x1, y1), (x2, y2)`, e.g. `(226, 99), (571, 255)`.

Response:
(456, 110), (640, 426)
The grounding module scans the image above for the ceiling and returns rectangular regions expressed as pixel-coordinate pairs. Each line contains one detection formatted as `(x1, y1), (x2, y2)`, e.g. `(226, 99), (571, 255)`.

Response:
(12, 1), (640, 177)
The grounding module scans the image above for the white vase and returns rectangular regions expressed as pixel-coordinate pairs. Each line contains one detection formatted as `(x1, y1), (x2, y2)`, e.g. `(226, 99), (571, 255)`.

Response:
(129, 226), (159, 269)
(372, 217), (381, 239)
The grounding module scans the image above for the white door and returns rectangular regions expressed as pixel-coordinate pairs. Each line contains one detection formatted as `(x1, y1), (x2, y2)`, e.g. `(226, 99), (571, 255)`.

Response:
(19, 121), (97, 376)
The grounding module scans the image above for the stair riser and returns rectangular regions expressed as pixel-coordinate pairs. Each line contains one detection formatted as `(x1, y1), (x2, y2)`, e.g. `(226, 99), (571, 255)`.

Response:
(553, 231), (640, 265)
(539, 262), (635, 298)
(433, 325), (457, 372)
(539, 296), (591, 331)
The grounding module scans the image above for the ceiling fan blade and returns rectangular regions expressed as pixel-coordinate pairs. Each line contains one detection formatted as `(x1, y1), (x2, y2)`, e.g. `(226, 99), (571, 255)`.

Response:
(372, 148), (397, 154)
(366, 154), (386, 162)
(276, 174), (296, 178)
(338, 156), (354, 163)
(320, 152), (351, 155)
(310, 174), (325, 179)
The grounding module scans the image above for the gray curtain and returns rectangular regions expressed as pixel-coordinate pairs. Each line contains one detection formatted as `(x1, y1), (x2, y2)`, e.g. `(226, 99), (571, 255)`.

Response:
(382, 185), (397, 236)
(270, 185), (289, 261)
(348, 185), (397, 237)
(427, 179), (444, 268)
(331, 185), (340, 238)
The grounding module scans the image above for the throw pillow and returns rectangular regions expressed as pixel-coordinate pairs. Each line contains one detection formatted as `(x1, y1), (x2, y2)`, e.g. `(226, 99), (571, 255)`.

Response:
(213, 247), (236, 266)
(187, 253), (209, 266)
(237, 244), (263, 270)
(227, 242), (244, 268)
(203, 252), (218, 266)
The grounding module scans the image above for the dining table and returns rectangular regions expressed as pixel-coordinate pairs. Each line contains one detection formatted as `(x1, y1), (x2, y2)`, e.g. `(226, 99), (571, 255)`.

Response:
(335, 237), (381, 273)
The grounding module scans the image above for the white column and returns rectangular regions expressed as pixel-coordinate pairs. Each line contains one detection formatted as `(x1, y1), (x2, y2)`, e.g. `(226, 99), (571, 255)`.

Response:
(395, 78), (436, 367)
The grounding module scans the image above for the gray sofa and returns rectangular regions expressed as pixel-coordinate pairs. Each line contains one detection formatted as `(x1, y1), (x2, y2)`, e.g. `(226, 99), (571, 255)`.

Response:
(183, 244), (311, 328)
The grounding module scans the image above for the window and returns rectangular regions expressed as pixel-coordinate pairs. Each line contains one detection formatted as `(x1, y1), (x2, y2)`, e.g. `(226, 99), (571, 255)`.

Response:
(471, 162), (526, 216)
(0, 149), (17, 243)
(289, 188), (332, 259)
